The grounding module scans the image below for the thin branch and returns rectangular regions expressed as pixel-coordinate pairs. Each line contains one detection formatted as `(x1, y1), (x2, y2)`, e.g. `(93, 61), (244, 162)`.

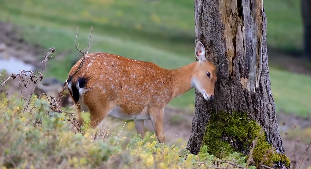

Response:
(86, 26), (93, 54)
(297, 141), (311, 169)
(260, 164), (274, 169)
(41, 47), (55, 72)
(23, 47), (55, 113)
(74, 26), (84, 55)
(218, 160), (245, 169)
(246, 129), (261, 168)
(0, 75), (14, 88)
(65, 26), (93, 93)
(195, 161), (242, 169)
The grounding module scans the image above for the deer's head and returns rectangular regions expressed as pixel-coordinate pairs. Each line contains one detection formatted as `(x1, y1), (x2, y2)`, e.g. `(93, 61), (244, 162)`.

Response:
(191, 41), (217, 101)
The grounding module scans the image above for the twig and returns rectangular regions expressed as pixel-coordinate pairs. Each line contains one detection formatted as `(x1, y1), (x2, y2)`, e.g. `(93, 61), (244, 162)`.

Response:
(66, 26), (93, 82)
(74, 26), (84, 55)
(246, 130), (261, 168)
(195, 161), (232, 169)
(260, 164), (274, 169)
(297, 142), (311, 169)
(169, 134), (177, 146)
(23, 47), (55, 113)
(86, 26), (93, 54)
(218, 160), (245, 169)
(0, 75), (15, 88)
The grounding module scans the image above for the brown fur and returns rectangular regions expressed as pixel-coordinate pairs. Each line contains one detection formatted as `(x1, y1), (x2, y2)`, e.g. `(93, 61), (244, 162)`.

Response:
(67, 51), (217, 143)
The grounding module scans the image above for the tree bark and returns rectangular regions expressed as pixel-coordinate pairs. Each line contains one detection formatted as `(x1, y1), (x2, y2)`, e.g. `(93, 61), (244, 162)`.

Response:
(301, 0), (311, 61)
(187, 0), (289, 168)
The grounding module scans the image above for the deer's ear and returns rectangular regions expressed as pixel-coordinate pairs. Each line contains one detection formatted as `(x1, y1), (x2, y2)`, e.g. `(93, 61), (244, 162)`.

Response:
(195, 41), (206, 62)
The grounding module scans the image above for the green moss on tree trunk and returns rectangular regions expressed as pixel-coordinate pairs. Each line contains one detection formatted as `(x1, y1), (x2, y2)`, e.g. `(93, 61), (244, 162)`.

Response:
(200, 111), (290, 168)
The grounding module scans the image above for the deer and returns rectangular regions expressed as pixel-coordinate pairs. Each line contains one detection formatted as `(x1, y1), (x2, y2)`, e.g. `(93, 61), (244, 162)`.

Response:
(65, 41), (217, 143)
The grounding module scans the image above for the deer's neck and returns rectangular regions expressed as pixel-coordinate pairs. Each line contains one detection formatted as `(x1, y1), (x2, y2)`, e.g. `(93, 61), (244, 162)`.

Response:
(170, 62), (197, 99)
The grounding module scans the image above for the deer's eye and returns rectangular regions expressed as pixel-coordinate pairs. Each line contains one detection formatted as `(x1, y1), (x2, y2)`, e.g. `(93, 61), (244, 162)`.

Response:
(206, 71), (210, 78)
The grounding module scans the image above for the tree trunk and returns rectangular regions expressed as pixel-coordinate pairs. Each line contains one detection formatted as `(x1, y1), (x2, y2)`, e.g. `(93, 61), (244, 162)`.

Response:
(301, 0), (311, 61)
(187, 0), (289, 168)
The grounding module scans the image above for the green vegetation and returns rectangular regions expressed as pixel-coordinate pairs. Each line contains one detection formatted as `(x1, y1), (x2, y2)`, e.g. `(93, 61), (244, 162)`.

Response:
(0, 94), (259, 168)
(0, 0), (309, 115)
(270, 69), (311, 117)
(265, 0), (302, 52)
(201, 111), (290, 168)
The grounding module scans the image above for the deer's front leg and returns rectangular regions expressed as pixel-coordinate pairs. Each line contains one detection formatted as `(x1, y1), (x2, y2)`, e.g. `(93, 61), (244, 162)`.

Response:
(83, 93), (116, 129)
(149, 108), (165, 143)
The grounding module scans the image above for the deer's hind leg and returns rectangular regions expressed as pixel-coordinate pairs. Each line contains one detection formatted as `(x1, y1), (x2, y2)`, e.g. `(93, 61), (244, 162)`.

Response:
(134, 120), (145, 139)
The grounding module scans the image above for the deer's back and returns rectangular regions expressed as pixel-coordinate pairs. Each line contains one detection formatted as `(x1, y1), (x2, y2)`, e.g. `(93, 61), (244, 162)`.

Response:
(69, 53), (174, 114)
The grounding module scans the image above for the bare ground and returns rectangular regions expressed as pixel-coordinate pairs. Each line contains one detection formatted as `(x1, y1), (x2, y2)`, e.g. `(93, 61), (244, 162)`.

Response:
(1, 21), (310, 168)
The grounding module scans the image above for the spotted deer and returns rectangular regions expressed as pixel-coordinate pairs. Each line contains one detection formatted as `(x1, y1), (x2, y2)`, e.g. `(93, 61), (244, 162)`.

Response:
(66, 41), (217, 143)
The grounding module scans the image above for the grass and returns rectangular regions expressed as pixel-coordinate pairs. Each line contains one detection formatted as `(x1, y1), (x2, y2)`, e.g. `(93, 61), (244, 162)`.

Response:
(0, 0), (310, 115)
(265, 0), (303, 52)
(270, 69), (311, 117)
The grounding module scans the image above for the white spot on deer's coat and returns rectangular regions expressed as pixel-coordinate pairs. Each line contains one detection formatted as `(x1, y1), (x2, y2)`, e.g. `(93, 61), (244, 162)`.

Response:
(87, 63), (92, 67)
(101, 75), (104, 78)
(103, 89), (106, 93)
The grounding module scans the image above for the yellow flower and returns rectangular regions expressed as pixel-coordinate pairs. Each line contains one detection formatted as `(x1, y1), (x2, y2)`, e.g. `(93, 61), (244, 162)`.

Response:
(145, 154), (154, 167)
(21, 117), (27, 122)
(158, 163), (169, 169)
(80, 158), (87, 165)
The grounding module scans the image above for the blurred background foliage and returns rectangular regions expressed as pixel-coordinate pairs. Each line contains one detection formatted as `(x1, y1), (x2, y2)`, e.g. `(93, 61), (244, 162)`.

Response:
(0, 0), (310, 116)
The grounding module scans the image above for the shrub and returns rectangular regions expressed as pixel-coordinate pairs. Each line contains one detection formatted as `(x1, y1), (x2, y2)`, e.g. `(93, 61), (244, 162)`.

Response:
(0, 94), (255, 169)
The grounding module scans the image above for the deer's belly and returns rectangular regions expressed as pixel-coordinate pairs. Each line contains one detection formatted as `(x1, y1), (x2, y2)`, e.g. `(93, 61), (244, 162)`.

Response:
(107, 106), (150, 120)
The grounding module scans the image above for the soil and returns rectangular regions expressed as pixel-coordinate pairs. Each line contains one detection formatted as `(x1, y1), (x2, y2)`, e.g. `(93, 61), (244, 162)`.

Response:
(0, 21), (45, 68)
(0, 20), (310, 168)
